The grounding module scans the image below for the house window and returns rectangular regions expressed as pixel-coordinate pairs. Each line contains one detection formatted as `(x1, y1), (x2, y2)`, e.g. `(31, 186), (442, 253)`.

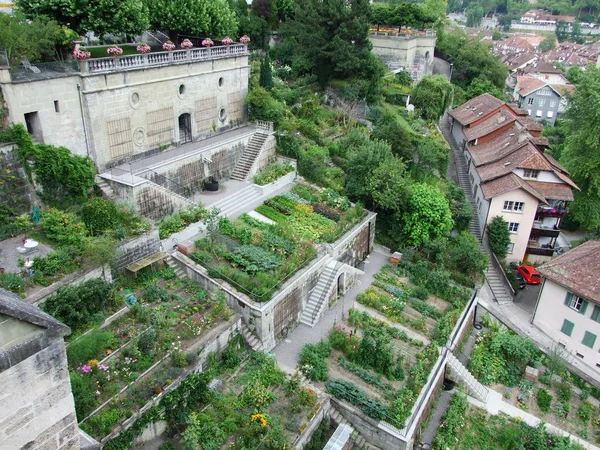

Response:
(528, 98), (534, 105)
(591, 305), (600, 323)
(539, 87), (552, 96)
(547, 111), (554, 118)
(539, 99), (546, 107)
(508, 222), (519, 233)
(527, 109), (532, 115)
(503, 201), (524, 212)
(523, 169), (539, 179)
(550, 100), (556, 108)
(54, 100), (60, 113)
(583, 331), (597, 349)
(507, 242), (515, 253)
(536, 110), (543, 117)
(564, 292), (589, 314)
(561, 319), (574, 337)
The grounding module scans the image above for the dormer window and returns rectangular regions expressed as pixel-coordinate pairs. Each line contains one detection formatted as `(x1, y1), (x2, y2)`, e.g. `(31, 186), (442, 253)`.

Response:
(523, 169), (539, 179)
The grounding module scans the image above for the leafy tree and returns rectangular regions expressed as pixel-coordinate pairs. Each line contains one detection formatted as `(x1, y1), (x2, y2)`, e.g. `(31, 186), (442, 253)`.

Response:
(281, 0), (376, 84)
(566, 65), (584, 84)
(84, 236), (117, 280)
(560, 65), (600, 231)
(465, 76), (508, 101)
(492, 29), (503, 40)
(571, 20), (584, 44)
(538, 34), (557, 52)
(371, 122), (413, 161)
(0, 12), (77, 65)
(259, 54), (274, 90)
(146, 0), (238, 40)
(555, 20), (570, 42)
(41, 208), (88, 247)
(344, 139), (394, 205)
(401, 183), (453, 246)
(298, 146), (328, 183)
(413, 139), (449, 175)
(245, 86), (284, 123)
(445, 182), (473, 232)
(411, 75), (453, 121)
(366, 157), (410, 211)
(396, 71), (413, 86)
(466, 3), (484, 27)
(15, 0), (149, 37)
(446, 231), (488, 275)
(487, 215), (511, 258)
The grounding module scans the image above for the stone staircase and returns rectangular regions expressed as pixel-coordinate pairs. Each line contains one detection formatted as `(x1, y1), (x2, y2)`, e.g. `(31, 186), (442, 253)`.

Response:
(95, 175), (117, 201)
(165, 255), (186, 279)
(328, 407), (376, 450)
(241, 323), (264, 351)
(441, 116), (512, 304)
(210, 184), (262, 218)
(445, 350), (489, 403)
(145, 179), (197, 209)
(231, 132), (268, 181)
(300, 261), (339, 327)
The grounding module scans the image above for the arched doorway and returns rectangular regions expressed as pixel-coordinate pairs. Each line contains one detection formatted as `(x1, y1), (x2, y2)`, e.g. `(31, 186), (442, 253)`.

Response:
(178, 113), (192, 144)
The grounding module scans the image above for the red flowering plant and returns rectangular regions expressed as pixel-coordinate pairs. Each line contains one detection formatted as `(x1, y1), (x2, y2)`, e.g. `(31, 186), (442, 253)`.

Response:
(202, 38), (214, 47)
(107, 46), (123, 57)
(72, 48), (91, 60)
(136, 42), (151, 54)
(162, 40), (176, 51)
(180, 39), (193, 50)
(240, 35), (251, 44)
(221, 37), (234, 46)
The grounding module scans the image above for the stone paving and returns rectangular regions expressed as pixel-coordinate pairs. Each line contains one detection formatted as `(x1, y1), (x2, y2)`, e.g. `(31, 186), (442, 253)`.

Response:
(0, 235), (53, 274)
(272, 245), (391, 373)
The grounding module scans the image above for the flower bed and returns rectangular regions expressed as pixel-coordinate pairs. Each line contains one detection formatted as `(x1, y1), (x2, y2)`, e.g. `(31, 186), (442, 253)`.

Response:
(253, 162), (295, 185)
(189, 187), (365, 302)
(67, 270), (235, 440)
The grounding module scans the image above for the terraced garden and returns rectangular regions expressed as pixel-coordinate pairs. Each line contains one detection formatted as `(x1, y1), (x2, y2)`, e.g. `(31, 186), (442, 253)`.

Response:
(190, 184), (366, 302)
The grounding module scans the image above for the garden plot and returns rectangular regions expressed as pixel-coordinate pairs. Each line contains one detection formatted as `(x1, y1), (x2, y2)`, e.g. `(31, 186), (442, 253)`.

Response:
(468, 319), (600, 446)
(190, 184), (365, 302)
(65, 267), (235, 441)
(435, 394), (588, 450)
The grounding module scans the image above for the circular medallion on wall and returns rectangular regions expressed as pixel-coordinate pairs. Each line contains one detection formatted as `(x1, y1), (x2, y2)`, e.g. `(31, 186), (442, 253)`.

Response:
(129, 91), (141, 109)
(133, 127), (145, 147)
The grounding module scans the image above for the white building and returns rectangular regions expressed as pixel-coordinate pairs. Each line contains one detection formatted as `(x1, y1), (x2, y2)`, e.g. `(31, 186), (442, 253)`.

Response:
(533, 241), (600, 371)
(449, 94), (578, 263)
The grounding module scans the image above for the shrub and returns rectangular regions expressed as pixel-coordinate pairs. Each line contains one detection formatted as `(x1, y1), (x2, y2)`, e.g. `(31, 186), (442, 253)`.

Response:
(411, 286), (429, 300)
(433, 394), (468, 450)
(0, 272), (26, 295)
(158, 206), (207, 239)
(226, 245), (283, 273)
(253, 162), (294, 185)
(41, 208), (87, 247)
(298, 341), (331, 381)
(488, 216), (511, 259)
(83, 407), (122, 437)
(79, 198), (119, 235)
(70, 371), (97, 420)
(557, 380), (573, 403)
(67, 330), (117, 367)
(137, 328), (158, 354)
(325, 379), (388, 420)
(32, 250), (74, 277)
(577, 401), (594, 422)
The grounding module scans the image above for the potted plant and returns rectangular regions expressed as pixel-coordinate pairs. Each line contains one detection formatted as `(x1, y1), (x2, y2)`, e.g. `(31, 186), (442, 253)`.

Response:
(162, 40), (176, 51)
(180, 39), (193, 50)
(72, 48), (91, 60)
(136, 42), (151, 54)
(107, 46), (123, 57)
(202, 38), (214, 48)
(239, 35), (251, 45)
(221, 37), (233, 46)
(204, 176), (219, 191)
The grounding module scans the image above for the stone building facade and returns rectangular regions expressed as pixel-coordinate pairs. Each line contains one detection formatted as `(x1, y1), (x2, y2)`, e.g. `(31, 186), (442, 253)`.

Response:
(0, 288), (79, 450)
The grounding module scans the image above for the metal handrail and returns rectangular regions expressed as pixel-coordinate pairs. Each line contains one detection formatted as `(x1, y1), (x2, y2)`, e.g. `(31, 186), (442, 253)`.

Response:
(310, 262), (341, 324)
(142, 169), (193, 199)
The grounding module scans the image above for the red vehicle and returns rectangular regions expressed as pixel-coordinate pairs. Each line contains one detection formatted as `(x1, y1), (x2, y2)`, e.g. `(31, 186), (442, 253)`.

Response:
(516, 265), (542, 285)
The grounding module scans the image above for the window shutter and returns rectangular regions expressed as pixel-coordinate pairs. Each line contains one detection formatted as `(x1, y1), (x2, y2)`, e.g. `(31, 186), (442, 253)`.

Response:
(580, 300), (589, 315)
(564, 292), (573, 306)
(583, 331), (597, 349)
(561, 319), (574, 337)
(591, 305), (600, 322)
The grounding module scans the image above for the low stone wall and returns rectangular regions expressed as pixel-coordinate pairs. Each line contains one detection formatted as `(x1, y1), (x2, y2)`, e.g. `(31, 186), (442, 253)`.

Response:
(293, 396), (331, 450)
(254, 170), (296, 197)
(28, 265), (111, 306)
(114, 229), (162, 270)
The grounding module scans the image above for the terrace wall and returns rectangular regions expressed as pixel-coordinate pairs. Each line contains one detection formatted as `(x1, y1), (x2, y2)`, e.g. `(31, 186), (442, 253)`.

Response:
(113, 229), (161, 270)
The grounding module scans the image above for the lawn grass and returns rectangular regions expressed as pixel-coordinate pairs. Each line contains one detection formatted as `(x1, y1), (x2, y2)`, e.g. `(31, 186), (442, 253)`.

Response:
(87, 44), (146, 58)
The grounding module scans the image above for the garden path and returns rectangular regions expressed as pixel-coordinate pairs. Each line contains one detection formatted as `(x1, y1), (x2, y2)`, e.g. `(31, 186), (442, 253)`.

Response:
(468, 389), (600, 450)
(352, 303), (431, 345)
(272, 245), (391, 373)
(0, 234), (52, 274)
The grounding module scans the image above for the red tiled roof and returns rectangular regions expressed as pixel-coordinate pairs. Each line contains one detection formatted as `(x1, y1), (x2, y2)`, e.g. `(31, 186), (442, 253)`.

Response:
(448, 93), (505, 126)
(515, 115), (544, 132)
(525, 180), (575, 201)
(469, 126), (529, 167)
(476, 141), (541, 181)
(464, 110), (516, 142)
(480, 173), (547, 203)
(538, 240), (600, 302)
(518, 152), (554, 171)
(516, 76), (546, 95)
(544, 152), (569, 174)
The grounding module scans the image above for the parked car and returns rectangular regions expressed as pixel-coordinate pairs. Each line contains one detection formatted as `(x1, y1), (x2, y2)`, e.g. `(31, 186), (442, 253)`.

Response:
(515, 272), (527, 289)
(516, 265), (542, 285)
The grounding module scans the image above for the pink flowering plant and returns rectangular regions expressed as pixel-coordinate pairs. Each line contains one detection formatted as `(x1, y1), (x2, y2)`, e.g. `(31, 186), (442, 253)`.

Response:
(240, 35), (251, 44)
(107, 46), (123, 57)
(202, 38), (214, 47)
(72, 48), (91, 60)
(136, 42), (151, 54)
(162, 40), (176, 51)
(180, 39), (193, 49)
(221, 37), (234, 45)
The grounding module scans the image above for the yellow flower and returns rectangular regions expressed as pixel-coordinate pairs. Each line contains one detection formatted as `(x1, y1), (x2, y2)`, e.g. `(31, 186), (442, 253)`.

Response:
(251, 413), (269, 428)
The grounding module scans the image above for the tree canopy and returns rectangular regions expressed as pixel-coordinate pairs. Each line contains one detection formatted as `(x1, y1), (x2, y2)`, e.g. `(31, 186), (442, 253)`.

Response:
(411, 75), (454, 121)
(560, 65), (600, 231)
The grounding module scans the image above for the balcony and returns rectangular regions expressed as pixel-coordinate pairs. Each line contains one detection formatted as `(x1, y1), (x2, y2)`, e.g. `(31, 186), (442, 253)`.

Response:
(536, 206), (568, 218)
(526, 246), (555, 257)
(79, 44), (248, 74)
(530, 225), (560, 238)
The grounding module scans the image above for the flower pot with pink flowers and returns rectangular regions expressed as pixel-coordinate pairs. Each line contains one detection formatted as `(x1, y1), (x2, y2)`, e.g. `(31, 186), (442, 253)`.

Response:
(73, 48), (91, 61)
(162, 40), (176, 51)
(221, 37), (233, 46)
(107, 46), (123, 57)
(239, 35), (251, 45)
(202, 38), (214, 48)
(136, 42), (151, 54)
(180, 39), (193, 50)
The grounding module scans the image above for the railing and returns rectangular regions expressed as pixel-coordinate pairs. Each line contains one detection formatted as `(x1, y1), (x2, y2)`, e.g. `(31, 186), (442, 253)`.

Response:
(310, 263), (341, 325)
(256, 120), (274, 133)
(526, 246), (555, 257)
(530, 225), (560, 238)
(143, 170), (193, 199)
(81, 44), (248, 73)
(536, 206), (569, 217)
(369, 27), (436, 39)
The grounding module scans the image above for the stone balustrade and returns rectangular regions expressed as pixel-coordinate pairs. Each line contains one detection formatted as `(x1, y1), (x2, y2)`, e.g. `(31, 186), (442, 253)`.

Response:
(79, 44), (248, 74)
